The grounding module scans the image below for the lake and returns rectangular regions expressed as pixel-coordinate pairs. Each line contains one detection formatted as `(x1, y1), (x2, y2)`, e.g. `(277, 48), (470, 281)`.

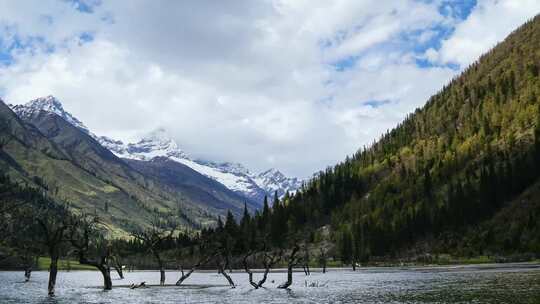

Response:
(0, 263), (539, 303)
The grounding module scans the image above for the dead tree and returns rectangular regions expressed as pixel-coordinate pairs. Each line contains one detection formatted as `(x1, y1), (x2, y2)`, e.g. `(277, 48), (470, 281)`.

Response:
(243, 248), (282, 289)
(175, 236), (221, 285)
(277, 244), (302, 289)
(302, 246), (310, 275)
(69, 215), (113, 290)
(111, 256), (124, 279)
(131, 218), (176, 286)
(24, 266), (32, 282)
(38, 220), (69, 296)
(175, 253), (214, 285)
(36, 202), (72, 297)
(216, 253), (235, 288)
(21, 250), (37, 282)
(318, 248), (327, 274)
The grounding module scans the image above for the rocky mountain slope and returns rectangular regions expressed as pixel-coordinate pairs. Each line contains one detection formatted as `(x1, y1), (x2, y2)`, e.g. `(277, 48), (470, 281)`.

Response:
(2, 97), (264, 233)
(99, 129), (302, 205)
(11, 96), (302, 206)
(0, 99), (181, 236)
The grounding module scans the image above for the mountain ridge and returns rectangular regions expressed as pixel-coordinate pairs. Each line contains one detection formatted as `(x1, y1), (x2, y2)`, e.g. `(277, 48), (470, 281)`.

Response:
(98, 128), (302, 204)
(2, 97), (263, 233)
(9, 97), (302, 204)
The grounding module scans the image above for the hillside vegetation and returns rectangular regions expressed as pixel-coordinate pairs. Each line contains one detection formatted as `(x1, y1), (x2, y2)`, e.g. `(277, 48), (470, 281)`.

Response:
(204, 15), (540, 262)
(0, 101), (213, 235)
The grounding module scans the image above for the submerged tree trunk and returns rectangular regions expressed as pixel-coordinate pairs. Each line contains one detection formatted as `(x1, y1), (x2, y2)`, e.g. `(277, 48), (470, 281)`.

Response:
(243, 250), (281, 289)
(303, 247), (310, 275)
(22, 253), (34, 282)
(48, 254), (59, 296)
(216, 254), (236, 288)
(319, 249), (327, 274)
(218, 266), (235, 288)
(77, 255), (113, 290)
(159, 266), (166, 286)
(176, 267), (195, 285)
(278, 245), (301, 289)
(24, 266), (32, 282)
(98, 265), (113, 290)
(278, 265), (294, 289)
(243, 252), (260, 289)
(153, 252), (166, 286)
(176, 254), (213, 286)
(303, 264), (310, 275)
(112, 257), (124, 279)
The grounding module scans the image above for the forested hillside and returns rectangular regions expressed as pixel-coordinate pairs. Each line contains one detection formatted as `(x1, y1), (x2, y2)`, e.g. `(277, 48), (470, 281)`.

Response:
(208, 15), (540, 262)
(0, 99), (216, 235)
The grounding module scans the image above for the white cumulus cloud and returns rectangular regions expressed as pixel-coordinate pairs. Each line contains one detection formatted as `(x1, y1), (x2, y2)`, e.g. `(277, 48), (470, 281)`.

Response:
(0, 0), (537, 177)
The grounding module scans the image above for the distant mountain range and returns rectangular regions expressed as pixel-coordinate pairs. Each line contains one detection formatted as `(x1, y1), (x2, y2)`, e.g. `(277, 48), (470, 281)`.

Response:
(98, 129), (302, 205)
(10, 96), (302, 207)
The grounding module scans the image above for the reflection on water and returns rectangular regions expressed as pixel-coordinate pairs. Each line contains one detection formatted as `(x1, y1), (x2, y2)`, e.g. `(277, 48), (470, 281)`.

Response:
(0, 264), (539, 303)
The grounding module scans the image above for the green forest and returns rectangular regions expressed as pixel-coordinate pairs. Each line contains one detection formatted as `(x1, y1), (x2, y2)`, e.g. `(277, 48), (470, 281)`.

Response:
(199, 15), (540, 265)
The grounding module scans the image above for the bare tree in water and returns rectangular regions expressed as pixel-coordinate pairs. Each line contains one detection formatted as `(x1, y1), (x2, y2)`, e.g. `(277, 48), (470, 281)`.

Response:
(110, 254), (124, 279)
(131, 216), (177, 286)
(69, 215), (114, 290)
(277, 243), (303, 289)
(318, 248), (327, 274)
(35, 202), (72, 297)
(216, 252), (236, 288)
(302, 245), (311, 275)
(175, 239), (217, 286)
(242, 241), (282, 289)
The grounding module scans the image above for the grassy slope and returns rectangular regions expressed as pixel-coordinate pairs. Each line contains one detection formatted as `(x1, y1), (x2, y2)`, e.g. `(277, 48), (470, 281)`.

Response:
(36, 257), (97, 271)
(0, 101), (214, 235)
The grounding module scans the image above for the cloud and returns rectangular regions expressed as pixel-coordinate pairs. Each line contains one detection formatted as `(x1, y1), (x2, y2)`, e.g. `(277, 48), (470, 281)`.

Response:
(431, 0), (540, 66)
(0, 0), (537, 177)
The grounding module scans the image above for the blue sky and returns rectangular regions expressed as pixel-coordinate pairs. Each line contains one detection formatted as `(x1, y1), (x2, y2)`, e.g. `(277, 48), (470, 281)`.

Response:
(2, 1), (475, 69)
(330, 0), (478, 71)
(0, 0), (538, 177)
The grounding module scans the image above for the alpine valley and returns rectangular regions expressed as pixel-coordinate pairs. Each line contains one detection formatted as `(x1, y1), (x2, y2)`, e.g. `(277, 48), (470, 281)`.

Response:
(2, 95), (302, 234)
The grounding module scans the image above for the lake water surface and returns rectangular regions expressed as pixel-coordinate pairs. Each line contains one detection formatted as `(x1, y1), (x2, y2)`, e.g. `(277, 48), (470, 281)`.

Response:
(0, 263), (539, 303)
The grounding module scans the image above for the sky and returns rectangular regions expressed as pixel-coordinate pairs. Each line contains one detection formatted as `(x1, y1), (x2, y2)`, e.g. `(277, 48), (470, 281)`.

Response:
(0, 0), (539, 178)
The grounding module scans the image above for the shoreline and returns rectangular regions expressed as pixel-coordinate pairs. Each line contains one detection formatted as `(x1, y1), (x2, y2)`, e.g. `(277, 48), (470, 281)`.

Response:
(1, 261), (539, 273)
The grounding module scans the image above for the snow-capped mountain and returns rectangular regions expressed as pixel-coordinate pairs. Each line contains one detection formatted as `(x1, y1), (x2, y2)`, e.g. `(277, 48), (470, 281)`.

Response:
(254, 168), (303, 199)
(10, 96), (303, 206)
(99, 128), (190, 160)
(10, 95), (92, 134)
(98, 128), (300, 205)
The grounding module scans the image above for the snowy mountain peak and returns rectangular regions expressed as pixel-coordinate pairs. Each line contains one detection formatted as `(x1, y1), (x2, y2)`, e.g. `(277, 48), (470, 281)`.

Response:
(97, 128), (190, 161)
(254, 168), (303, 198)
(29, 95), (64, 112)
(128, 128), (190, 160)
(196, 160), (252, 176)
(10, 95), (303, 207)
(140, 127), (171, 142)
(97, 136), (129, 157)
(259, 168), (285, 179)
(10, 95), (91, 134)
